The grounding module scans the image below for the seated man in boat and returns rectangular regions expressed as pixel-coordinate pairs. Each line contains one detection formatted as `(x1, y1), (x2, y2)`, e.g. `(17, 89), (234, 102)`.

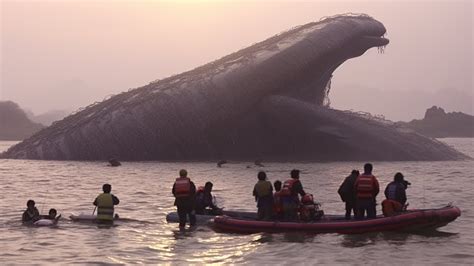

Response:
(253, 171), (274, 220)
(273, 180), (284, 220)
(337, 170), (359, 220)
(280, 169), (306, 221)
(382, 172), (410, 217)
(195, 182), (222, 215)
(93, 183), (120, 224)
(354, 163), (379, 219)
(22, 199), (40, 223)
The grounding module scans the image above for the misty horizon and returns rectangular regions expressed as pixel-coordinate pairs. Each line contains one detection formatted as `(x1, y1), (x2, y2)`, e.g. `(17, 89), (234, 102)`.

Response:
(1, 1), (472, 121)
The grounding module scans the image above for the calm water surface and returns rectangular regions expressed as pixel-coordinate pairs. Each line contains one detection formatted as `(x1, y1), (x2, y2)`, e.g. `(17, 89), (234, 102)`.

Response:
(0, 138), (473, 264)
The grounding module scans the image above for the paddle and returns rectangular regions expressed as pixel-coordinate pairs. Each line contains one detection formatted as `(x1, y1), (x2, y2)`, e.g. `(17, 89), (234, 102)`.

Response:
(92, 206), (97, 215)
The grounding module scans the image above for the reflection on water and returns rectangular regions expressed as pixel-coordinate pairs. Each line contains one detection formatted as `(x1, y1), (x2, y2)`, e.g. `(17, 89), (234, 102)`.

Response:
(0, 138), (472, 264)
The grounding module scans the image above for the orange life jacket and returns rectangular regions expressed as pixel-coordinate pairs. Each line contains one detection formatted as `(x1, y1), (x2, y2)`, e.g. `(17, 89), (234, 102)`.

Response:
(174, 177), (191, 198)
(382, 199), (403, 217)
(355, 174), (376, 199)
(280, 179), (298, 196)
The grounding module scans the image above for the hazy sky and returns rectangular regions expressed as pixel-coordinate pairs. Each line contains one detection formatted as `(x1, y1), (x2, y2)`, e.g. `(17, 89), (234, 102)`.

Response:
(1, 0), (472, 121)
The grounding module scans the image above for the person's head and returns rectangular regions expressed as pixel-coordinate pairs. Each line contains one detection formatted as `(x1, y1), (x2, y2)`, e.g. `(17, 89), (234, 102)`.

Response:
(26, 200), (35, 209)
(179, 169), (188, 178)
(102, 183), (112, 193)
(291, 169), (300, 179)
(274, 180), (282, 191)
(351, 170), (360, 176)
(48, 208), (57, 218)
(363, 163), (373, 174)
(394, 172), (404, 182)
(204, 181), (213, 192)
(258, 171), (267, 181)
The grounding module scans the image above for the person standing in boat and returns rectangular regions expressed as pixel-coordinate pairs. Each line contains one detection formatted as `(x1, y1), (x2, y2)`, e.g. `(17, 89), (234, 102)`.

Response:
(280, 169), (306, 221)
(337, 170), (359, 220)
(93, 184), (120, 223)
(273, 180), (284, 220)
(22, 199), (40, 223)
(382, 172), (410, 216)
(253, 171), (274, 220)
(354, 163), (379, 219)
(195, 182), (222, 215)
(172, 169), (196, 228)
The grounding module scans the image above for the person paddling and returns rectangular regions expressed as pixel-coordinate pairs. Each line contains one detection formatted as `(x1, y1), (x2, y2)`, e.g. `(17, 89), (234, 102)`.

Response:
(93, 184), (120, 224)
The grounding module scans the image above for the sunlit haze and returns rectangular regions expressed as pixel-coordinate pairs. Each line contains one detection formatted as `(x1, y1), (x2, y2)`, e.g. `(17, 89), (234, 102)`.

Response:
(1, 0), (472, 121)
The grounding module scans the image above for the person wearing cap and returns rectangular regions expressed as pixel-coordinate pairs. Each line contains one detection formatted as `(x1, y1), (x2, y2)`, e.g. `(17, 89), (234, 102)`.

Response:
(382, 172), (410, 216)
(93, 184), (120, 223)
(172, 169), (196, 228)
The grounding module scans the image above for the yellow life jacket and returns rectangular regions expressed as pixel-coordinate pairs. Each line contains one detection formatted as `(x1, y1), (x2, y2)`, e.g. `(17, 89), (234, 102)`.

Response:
(96, 193), (114, 221)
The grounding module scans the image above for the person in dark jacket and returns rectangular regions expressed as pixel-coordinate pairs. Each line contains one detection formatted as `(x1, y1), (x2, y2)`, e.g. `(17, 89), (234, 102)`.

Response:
(384, 172), (409, 205)
(382, 172), (410, 216)
(195, 182), (221, 215)
(172, 169), (196, 228)
(337, 170), (359, 220)
(22, 199), (40, 223)
(253, 171), (274, 220)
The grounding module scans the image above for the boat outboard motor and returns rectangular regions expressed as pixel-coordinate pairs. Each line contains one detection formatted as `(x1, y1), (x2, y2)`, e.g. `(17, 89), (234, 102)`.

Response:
(299, 194), (324, 221)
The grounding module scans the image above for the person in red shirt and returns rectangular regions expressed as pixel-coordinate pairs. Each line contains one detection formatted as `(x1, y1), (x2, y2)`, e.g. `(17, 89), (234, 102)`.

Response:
(354, 163), (379, 219)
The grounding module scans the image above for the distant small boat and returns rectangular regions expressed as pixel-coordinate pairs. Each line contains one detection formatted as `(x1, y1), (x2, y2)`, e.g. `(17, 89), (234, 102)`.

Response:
(166, 210), (256, 224)
(213, 205), (461, 234)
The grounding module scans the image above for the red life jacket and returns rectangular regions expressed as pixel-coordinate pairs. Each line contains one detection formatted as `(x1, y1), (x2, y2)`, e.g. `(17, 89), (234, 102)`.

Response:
(174, 177), (191, 198)
(355, 174), (376, 199)
(197, 186), (205, 193)
(273, 191), (283, 213)
(280, 179), (298, 196)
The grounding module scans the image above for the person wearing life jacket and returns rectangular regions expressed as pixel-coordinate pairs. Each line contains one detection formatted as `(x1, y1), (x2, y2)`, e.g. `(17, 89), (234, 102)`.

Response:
(382, 172), (409, 217)
(337, 170), (359, 220)
(22, 199), (40, 223)
(93, 184), (120, 223)
(273, 180), (284, 220)
(354, 163), (379, 219)
(172, 169), (196, 228)
(195, 182), (221, 215)
(280, 169), (306, 221)
(253, 171), (274, 220)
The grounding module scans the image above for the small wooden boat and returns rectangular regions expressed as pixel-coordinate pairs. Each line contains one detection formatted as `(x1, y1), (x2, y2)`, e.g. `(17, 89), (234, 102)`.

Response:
(213, 205), (461, 234)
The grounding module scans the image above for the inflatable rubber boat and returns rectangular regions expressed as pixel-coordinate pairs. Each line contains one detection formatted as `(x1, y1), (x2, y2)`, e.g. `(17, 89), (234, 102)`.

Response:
(33, 218), (59, 226)
(213, 205), (461, 234)
(166, 210), (256, 224)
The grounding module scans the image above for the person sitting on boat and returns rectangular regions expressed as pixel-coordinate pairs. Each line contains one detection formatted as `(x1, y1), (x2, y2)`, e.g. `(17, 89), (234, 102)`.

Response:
(253, 171), (274, 220)
(354, 163), (379, 219)
(273, 180), (283, 220)
(280, 169), (306, 221)
(195, 182), (222, 215)
(338, 170), (359, 220)
(93, 183), (120, 224)
(382, 172), (410, 217)
(172, 169), (197, 229)
(22, 199), (40, 223)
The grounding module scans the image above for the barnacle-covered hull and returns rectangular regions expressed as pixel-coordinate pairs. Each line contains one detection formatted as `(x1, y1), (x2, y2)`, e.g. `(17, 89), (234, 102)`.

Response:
(2, 14), (468, 161)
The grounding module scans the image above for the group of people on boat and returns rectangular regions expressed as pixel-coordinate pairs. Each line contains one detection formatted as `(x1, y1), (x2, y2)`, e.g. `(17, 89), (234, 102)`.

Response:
(173, 162), (411, 228)
(338, 163), (410, 220)
(22, 184), (120, 225)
